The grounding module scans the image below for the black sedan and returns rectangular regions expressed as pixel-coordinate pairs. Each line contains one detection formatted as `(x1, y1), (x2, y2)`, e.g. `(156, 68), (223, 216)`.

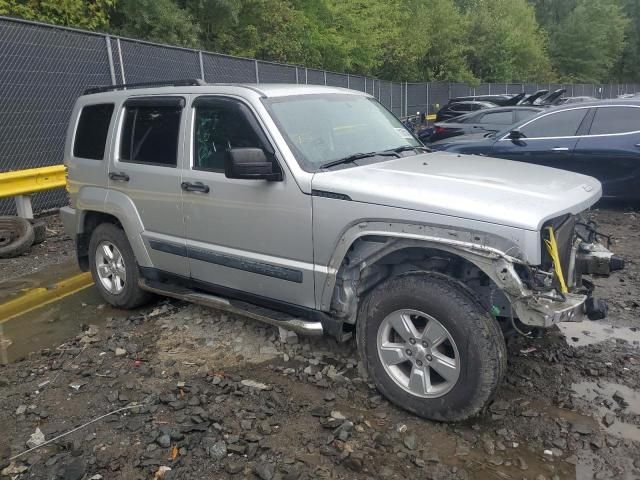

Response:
(428, 106), (543, 143)
(431, 100), (640, 199)
(434, 100), (496, 122)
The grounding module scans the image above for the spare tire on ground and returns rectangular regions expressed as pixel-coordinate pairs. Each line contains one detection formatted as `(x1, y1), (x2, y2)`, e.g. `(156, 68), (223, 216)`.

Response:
(30, 219), (47, 245)
(0, 216), (35, 258)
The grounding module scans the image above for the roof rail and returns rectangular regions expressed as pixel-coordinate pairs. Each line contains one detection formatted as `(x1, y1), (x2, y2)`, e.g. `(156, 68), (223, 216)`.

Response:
(83, 79), (206, 95)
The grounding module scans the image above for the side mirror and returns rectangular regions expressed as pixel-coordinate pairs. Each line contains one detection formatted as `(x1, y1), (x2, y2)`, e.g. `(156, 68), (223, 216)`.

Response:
(225, 148), (282, 181)
(508, 129), (524, 140)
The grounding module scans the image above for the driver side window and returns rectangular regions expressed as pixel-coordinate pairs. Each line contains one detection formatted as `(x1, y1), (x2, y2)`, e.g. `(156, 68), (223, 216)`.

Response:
(193, 101), (263, 172)
(519, 109), (588, 138)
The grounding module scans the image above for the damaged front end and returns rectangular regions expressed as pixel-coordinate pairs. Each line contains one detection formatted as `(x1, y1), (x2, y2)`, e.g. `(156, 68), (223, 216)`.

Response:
(510, 215), (623, 327)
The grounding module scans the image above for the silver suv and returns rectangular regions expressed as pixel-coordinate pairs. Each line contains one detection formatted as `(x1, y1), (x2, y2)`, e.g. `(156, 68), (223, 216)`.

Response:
(61, 81), (622, 421)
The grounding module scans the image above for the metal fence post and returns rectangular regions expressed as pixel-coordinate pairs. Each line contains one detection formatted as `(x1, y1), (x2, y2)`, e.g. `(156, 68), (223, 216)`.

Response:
(295, 67), (299, 84)
(426, 82), (429, 116)
(198, 51), (205, 81)
(104, 36), (116, 85)
(305, 68), (308, 84)
(116, 38), (126, 84)
(347, 74), (350, 89)
(390, 83), (393, 112)
(323, 71), (327, 85)
(254, 60), (260, 83)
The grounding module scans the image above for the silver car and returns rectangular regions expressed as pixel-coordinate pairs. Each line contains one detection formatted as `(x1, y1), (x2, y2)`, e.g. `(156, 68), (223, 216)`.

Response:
(61, 81), (622, 421)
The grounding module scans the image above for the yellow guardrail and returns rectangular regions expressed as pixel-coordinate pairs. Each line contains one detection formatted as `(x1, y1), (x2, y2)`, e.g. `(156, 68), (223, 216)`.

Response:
(0, 165), (67, 199)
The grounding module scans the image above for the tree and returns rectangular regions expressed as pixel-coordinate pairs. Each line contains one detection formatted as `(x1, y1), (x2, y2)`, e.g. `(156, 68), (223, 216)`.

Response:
(463, 0), (551, 82)
(614, 0), (640, 82)
(0, 0), (114, 30)
(110, 0), (200, 47)
(549, 0), (628, 82)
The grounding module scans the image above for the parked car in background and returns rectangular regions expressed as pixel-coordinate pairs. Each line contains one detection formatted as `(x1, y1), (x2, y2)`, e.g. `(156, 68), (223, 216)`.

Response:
(448, 94), (518, 106)
(428, 106), (543, 143)
(556, 96), (598, 105)
(434, 100), (496, 122)
(431, 100), (640, 199)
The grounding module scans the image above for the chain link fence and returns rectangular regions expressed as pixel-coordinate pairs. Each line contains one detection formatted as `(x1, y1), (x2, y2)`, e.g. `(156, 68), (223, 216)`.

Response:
(1, 15), (639, 215)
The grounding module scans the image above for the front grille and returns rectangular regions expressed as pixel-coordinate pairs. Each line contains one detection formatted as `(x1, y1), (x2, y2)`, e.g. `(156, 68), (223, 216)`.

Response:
(542, 215), (576, 285)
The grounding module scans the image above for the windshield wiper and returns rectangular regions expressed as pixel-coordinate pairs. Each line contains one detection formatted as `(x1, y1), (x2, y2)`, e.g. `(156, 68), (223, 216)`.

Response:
(319, 145), (430, 170)
(391, 145), (431, 154)
(319, 150), (399, 170)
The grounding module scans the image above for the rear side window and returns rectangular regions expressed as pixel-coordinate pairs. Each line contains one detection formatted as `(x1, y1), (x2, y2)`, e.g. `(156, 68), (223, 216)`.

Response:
(451, 104), (471, 112)
(589, 107), (640, 135)
(479, 111), (513, 124)
(120, 103), (182, 167)
(73, 104), (114, 160)
(514, 109), (539, 122)
(520, 109), (588, 138)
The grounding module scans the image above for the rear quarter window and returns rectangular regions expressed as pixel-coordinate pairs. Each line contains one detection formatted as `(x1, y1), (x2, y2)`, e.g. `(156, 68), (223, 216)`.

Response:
(73, 103), (114, 160)
(589, 107), (640, 135)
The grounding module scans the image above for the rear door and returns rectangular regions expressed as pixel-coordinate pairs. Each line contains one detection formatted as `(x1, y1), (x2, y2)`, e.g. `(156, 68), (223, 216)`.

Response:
(490, 107), (590, 168)
(573, 105), (640, 198)
(108, 96), (189, 276)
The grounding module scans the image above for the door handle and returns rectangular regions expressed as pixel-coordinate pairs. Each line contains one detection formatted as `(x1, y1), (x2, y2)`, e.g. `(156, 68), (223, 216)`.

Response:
(635, 143), (640, 148)
(551, 147), (570, 152)
(108, 171), (130, 182)
(181, 181), (210, 193)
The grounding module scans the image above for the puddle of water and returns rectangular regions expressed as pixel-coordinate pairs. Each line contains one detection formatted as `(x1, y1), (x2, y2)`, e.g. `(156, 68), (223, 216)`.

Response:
(0, 261), (81, 303)
(558, 319), (640, 348)
(0, 260), (138, 363)
(0, 286), (116, 363)
(572, 381), (640, 442)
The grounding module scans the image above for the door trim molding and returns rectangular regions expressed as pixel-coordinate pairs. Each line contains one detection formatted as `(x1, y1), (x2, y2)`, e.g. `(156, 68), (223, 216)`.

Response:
(148, 239), (303, 283)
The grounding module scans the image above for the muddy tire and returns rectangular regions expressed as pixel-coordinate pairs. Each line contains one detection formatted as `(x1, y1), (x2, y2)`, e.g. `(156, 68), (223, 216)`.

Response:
(356, 271), (507, 422)
(30, 219), (47, 245)
(0, 216), (35, 258)
(89, 223), (153, 309)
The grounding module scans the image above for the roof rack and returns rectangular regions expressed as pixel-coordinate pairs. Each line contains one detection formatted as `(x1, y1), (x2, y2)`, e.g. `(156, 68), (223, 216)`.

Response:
(83, 79), (206, 95)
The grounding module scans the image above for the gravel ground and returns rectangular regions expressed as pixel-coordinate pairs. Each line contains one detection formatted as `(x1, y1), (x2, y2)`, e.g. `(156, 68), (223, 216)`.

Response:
(0, 213), (74, 280)
(0, 207), (638, 480)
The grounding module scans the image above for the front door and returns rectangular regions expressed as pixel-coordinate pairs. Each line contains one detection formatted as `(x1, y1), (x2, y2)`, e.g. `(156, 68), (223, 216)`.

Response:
(107, 96), (189, 276)
(181, 96), (315, 308)
(490, 107), (590, 168)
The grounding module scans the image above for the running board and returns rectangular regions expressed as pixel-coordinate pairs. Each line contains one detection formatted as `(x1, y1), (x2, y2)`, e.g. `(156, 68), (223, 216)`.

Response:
(139, 279), (324, 336)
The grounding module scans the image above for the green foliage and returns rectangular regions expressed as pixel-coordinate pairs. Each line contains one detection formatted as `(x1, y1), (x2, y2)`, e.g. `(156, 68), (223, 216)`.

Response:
(548, 0), (628, 82)
(111, 0), (200, 47)
(614, 0), (640, 82)
(0, 0), (114, 30)
(1, 0), (638, 83)
(463, 0), (552, 82)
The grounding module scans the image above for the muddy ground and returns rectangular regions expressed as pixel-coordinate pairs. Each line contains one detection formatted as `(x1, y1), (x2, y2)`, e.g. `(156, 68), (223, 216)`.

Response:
(0, 207), (639, 480)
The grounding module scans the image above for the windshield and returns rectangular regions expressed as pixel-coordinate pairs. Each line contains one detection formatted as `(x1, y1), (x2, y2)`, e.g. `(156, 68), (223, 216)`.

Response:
(262, 94), (421, 171)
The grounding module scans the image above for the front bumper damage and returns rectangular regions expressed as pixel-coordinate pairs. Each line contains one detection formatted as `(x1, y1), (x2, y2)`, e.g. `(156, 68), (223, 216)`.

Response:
(505, 238), (623, 328)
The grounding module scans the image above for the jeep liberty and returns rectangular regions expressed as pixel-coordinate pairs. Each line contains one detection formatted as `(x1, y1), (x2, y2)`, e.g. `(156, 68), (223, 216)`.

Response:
(62, 80), (622, 421)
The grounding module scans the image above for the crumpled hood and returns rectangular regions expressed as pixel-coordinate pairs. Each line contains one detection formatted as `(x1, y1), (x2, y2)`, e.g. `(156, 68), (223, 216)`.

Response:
(311, 152), (601, 231)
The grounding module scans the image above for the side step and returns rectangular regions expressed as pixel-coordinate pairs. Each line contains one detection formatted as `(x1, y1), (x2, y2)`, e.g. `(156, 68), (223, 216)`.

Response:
(139, 279), (324, 336)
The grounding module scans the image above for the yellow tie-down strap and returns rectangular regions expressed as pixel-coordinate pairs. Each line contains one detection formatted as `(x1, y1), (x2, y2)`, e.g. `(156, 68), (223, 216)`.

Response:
(544, 226), (568, 294)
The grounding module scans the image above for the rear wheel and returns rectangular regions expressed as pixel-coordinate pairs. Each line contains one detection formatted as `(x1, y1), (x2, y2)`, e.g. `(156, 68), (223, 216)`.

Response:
(89, 223), (152, 309)
(357, 271), (506, 421)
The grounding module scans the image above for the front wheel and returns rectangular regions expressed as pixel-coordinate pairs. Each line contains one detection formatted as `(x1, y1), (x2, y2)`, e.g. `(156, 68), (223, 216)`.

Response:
(356, 271), (506, 421)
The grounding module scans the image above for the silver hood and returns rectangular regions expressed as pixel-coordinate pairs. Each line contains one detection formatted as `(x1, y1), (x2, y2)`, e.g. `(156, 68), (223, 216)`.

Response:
(311, 152), (601, 231)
